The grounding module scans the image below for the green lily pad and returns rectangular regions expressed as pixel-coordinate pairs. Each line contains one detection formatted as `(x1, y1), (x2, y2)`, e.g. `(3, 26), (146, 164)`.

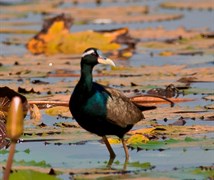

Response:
(9, 170), (60, 180)
(128, 161), (153, 169)
(13, 160), (51, 168)
(129, 138), (179, 150)
(128, 137), (214, 150)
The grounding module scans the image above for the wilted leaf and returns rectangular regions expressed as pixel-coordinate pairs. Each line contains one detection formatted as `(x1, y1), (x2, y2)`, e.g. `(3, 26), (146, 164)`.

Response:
(107, 137), (121, 144)
(153, 125), (214, 138)
(131, 95), (195, 105)
(30, 104), (41, 124)
(159, 51), (174, 56)
(203, 95), (214, 101)
(0, 86), (28, 121)
(170, 118), (186, 126)
(160, 0), (214, 10)
(127, 134), (150, 145)
(18, 87), (40, 94)
(0, 121), (7, 149)
(0, 97), (10, 120)
(27, 14), (135, 55)
(204, 104), (214, 110)
(129, 127), (155, 135)
(45, 106), (70, 117)
(147, 84), (180, 98)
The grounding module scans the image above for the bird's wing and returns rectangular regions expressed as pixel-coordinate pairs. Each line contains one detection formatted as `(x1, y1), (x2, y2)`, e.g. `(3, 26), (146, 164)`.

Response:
(99, 85), (144, 128)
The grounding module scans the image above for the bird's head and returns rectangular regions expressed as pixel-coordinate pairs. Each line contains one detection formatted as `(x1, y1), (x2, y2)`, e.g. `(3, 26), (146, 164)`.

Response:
(81, 48), (116, 67)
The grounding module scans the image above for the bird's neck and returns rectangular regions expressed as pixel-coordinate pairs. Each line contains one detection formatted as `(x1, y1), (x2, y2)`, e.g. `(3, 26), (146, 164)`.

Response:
(78, 64), (93, 93)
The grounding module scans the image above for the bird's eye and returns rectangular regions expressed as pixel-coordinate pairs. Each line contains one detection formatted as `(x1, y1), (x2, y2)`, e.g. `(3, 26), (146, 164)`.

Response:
(91, 52), (98, 57)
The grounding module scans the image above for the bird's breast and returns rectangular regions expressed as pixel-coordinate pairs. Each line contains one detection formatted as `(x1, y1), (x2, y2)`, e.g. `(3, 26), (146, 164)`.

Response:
(70, 90), (108, 119)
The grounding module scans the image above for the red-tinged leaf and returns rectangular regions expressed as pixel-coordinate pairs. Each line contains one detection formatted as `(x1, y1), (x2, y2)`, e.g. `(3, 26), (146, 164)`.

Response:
(131, 96), (195, 104)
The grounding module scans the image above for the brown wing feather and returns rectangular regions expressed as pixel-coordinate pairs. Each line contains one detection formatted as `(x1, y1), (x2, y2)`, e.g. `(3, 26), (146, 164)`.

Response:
(104, 87), (144, 128)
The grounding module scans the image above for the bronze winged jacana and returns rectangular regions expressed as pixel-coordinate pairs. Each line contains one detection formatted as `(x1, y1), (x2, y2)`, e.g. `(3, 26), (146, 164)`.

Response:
(69, 48), (145, 160)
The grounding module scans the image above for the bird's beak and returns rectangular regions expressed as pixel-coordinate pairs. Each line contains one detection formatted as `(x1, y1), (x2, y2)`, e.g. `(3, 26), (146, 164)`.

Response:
(98, 56), (116, 67)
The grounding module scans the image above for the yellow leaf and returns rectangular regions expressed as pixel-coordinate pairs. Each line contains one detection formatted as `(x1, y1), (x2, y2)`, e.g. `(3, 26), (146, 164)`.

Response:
(27, 15), (131, 55)
(127, 134), (149, 145)
(129, 127), (155, 135)
(45, 106), (70, 116)
(30, 104), (41, 124)
(107, 137), (121, 144)
(159, 51), (174, 56)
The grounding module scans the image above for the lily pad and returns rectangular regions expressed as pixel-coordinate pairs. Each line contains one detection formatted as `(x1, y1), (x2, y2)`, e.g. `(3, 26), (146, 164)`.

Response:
(128, 138), (179, 150)
(10, 169), (60, 180)
(128, 137), (213, 151)
(27, 14), (134, 55)
(160, 0), (214, 10)
(45, 106), (71, 117)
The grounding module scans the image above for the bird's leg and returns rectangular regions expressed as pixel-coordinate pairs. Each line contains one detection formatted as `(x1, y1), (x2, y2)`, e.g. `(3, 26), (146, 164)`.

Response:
(102, 136), (116, 159)
(121, 138), (129, 170)
(121, 138), (129, 161)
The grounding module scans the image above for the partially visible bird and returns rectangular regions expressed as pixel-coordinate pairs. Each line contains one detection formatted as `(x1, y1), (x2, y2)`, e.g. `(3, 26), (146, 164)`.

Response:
(69, 47), (147, 160)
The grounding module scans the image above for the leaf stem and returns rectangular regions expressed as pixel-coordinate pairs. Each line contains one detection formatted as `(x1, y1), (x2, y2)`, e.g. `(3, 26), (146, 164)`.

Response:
(3, 142), (16, 180)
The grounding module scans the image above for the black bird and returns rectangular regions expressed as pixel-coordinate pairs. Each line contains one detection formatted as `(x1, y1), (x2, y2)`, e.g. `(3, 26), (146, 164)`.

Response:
(69, 48), (144, 160)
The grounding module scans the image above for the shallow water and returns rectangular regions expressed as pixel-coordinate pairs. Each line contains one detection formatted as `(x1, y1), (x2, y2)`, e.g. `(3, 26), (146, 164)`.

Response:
(0, 0), (214, 179)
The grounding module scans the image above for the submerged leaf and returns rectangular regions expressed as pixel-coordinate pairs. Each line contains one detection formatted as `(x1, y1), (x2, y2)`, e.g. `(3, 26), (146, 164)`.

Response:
(128, 161), (152, 169)
(13, 159), (51, 168)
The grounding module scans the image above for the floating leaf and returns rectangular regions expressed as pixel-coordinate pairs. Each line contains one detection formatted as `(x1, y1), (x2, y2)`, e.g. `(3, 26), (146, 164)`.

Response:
(204, 104), (214, 110)
(160, 0), (214, 10)
(107, 137), (121, 144)
(10, 170), (60, 180)
(13, 160), (51, 168)
(131, 96), (195, 105)
(0, 87), (28, 121)
(45, 106), (70, 116)
(0, 149), (8, 154)
(24, 148), (30, 154)
(128, 161), (153, 169)
(27, 14), (135, 55)
(192, 166), (214, 179)
(127, 134), (150, 145)
(30, 104), (42, 124)
(129, 127), (155, 135)
(159, 51), (174, 56)
(129, 138), (179, 150)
